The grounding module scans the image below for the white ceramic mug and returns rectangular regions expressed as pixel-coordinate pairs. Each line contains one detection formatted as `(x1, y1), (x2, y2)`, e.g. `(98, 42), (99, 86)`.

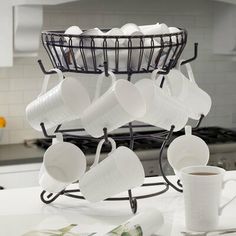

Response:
(120, 23), (145, 70)
(26, 69), (91, 131)
(105, 28), (128, 71)
(79, 138), (145, 202)
(165, 62), (212, 120)
(167, 126), (209, 177)
(168, 26), (181, 44)
(135, 69), (188, 131)
(120, 23), (141, 36)
(105, 28), (126, 47)
(64, 25), (82, 47)
(181, 165), (236, 231)
(143, 38), (161, 68)
(75, 28), (104, 69)
(81, 71), (146, 138)
(139, 23), (169, 36)
(39, 133), (86, 193)
(63, 26), (83, 66)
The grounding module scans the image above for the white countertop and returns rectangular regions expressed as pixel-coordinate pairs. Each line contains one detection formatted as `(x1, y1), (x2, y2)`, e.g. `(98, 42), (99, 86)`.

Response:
(0, 173), (236, 236)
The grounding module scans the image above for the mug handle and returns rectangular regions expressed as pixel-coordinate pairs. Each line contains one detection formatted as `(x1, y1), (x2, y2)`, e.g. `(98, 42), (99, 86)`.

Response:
(151, 68), (173, 96)
(38, 68), (64, 97)
(184, 63), (196, 84)
(52, 133), (64, 145)
(93, 71), (116, 102)
(177, 60), (196, 84)
(90, 137), (116, 169)
(219, 179), (236, 215)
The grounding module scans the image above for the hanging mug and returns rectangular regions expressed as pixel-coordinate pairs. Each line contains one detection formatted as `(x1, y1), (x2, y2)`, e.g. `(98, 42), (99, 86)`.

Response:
(164, 61), (212, 120)
(135, 69), (188, 131)
(80, 137), (145, 202)
(26, 69), (91, 131)
(39, 133), (87, 193)
(81, 71), (146, 138)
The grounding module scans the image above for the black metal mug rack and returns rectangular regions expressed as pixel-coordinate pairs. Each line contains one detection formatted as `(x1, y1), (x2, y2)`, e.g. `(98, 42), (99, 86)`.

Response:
(38, 27), (202, 213)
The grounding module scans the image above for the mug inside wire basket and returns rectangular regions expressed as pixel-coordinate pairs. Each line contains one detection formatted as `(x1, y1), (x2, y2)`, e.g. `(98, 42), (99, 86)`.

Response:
(41, 28), (187, 74)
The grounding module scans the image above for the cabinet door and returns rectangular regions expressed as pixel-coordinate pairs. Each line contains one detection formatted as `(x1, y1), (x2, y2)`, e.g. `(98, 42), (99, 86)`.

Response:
(213, 2), (236, 55)
(0, 163), (41, 189)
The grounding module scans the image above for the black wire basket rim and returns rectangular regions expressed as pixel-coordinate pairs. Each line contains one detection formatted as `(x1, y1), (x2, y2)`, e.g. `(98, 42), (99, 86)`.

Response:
(41, 28), (187, 39)
(43, 43), (184, 50)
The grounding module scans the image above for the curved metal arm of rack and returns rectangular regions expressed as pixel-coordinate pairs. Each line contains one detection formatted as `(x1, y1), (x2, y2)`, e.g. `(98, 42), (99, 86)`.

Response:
(40, 190), (66, 204)
(40, 122), (57, 139)
(127, 122), (137, 213)
(40, 181), (169, 203)
(159, 125), (183, 192)
(38, 59), (57, 75)
(193, 114), (205, 130)
(181, 43), (198, 65)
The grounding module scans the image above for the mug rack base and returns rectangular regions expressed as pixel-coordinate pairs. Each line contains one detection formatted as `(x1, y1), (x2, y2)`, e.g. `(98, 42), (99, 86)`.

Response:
(40, 182), (169, 214)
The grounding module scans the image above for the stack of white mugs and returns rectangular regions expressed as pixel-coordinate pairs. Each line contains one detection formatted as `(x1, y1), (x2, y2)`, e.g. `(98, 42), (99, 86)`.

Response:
(57, 22), (181, 70)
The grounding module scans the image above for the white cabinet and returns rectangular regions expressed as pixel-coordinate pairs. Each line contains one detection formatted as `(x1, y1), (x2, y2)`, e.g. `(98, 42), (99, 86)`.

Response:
(213, 1), (236, 55)
(213, 0), (236, 5)
(0, 163), (41, 189)
(0, 0), (78, 67)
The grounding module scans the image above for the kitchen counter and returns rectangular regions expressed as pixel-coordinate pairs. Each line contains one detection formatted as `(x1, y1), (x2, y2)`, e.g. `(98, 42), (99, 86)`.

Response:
(0, 172), (236, 235)
(0, 143), (44, 166)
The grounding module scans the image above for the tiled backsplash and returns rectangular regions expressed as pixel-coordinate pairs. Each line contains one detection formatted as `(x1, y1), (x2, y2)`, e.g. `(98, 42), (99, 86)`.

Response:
(0, 0), (235, 144)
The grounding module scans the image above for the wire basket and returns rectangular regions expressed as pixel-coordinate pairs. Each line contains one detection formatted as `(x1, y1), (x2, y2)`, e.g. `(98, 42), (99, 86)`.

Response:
(41, 28), (187, 74)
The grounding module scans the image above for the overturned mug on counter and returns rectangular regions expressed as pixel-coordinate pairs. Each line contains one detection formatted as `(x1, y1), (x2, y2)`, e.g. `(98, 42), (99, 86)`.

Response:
(79, 137), (145, 202)
(181, 165), (236, 231)
(39, 133), (87, 193)
(81, 71), (146, 138)
(26, 69), (91, 131)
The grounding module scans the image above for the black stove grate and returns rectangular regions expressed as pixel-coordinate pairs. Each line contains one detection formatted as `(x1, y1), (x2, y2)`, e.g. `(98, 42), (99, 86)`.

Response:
(34, 127), (236, 154)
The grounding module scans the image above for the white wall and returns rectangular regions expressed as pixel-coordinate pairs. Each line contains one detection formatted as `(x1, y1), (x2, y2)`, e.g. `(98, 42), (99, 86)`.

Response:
(0, 0), (235, 144)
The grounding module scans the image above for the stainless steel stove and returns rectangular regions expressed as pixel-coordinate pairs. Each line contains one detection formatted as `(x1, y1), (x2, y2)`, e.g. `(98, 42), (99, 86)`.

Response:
(34, 127), (236, 176)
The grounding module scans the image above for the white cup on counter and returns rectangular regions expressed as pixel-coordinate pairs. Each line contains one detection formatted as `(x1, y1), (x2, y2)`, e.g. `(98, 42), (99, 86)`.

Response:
(81, 71), (146, 138)
(26, 69), (91, 131)
(167, 125), (209, 177)
(39, 133), (87, 193)
(165, 62), (212, 120)
(135, 69), (188, 131)
(80, 138), (145, 202)
(181, 165), (236, 231)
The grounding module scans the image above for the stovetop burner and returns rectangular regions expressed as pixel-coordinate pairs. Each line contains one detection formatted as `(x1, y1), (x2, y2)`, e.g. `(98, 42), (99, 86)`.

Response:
(175, 127), (236, 144)
(35, 131), (165, 155)
(34, 127), (236, 154)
